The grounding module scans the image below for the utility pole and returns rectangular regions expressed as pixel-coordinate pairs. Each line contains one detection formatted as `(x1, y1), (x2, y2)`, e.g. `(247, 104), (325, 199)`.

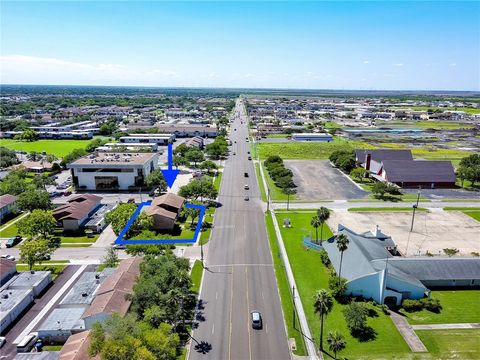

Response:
(267, 187), (271, 212)
(410, 186), (421, 232)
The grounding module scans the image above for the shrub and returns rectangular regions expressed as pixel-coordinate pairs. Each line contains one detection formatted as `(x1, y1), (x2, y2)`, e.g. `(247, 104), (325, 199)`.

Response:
(328, 276), (348, 299)
(319, 249), (331, 267)
(420, 298), (442, 313)
(343, 302), (368, 335)
(402, 299), (423, 312)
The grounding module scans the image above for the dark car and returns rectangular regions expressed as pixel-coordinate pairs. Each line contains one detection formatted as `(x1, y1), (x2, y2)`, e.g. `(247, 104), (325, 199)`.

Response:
(244, 172), (249, 177)
(248, 156), (252, 160)
(251, 311), (262, 329)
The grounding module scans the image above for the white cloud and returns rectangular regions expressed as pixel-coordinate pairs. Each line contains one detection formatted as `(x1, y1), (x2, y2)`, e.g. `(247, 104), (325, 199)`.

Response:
(394, 63), (404, 67)
(0, 54), (180, 86)
(449, 63), (457, 67)
(363, 60), (370, 64)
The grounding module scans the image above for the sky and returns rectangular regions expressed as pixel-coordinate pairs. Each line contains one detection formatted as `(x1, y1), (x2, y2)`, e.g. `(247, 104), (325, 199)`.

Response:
(1, 1), (479, 91)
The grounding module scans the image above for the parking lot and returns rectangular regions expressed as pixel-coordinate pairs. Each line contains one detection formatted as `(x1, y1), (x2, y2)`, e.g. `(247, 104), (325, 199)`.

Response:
(328, 209), (480, 256)
(285, 160), (367, 200)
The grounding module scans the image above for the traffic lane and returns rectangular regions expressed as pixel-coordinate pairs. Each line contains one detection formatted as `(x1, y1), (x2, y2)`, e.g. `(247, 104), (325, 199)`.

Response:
(230, 266), (251, 360)
(248, 264), (290, 360)
(1, 265), (81, 358)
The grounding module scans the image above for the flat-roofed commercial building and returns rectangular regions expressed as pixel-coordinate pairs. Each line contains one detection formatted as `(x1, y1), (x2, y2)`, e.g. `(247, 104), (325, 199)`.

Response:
(119, 134), (175, 146)
(291, 133), (333, 142)
(68, 153), (158, 191)
(96, 142), (159, 152)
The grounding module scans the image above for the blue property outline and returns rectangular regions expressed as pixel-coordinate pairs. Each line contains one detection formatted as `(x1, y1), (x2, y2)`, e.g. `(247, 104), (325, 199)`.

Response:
(114, 201), (206, 245)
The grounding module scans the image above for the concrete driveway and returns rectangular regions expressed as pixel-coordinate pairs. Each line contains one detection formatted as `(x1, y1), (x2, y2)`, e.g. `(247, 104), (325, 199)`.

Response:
(285, 160), (367, 200)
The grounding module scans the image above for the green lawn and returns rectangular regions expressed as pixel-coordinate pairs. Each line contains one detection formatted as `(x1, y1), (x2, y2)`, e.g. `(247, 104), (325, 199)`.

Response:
(416, 329), (480, 360)
(254, 163), (267, 202)
(265, 212), (306, 356)
(0, 222), (19, 238)
(464, 211), (480, 221)
(190, 260), (203, 293)
(0, 138), (95, 157)
(348, 207), (428, 212)
(16, 264), (67, 276)
(257, 137), (375, 160)
(403, 106), (480, 115)
(266, 134), (289, 138)
(275, 211), (412, 359)
(400, 290), (480, 325)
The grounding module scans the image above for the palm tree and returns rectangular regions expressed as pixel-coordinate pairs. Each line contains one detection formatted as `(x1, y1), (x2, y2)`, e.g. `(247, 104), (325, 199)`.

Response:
(283, 187), (297, 211)
(327, 331), (346, 359)
(317, 207), (331, 243)
(311, 216), (321, 243)
(336, 234), (350, 278)
(313, 289), (334, 351)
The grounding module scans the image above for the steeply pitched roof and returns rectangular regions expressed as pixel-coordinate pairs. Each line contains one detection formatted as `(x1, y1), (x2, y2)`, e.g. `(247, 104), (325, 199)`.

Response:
(59, 330), (99, 360)
(0, 194), (17, 208)
(82, 257), (141, 319)
(355, 149), (413, 163)
(382, 160), (456, 183)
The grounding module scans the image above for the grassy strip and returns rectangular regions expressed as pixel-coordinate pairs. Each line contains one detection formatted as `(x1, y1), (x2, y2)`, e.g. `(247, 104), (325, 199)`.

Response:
(275, 211), (411, 358)
(16, 264), (67, 275)
(0, 222), (18, 238)
(190, 260), (203, 293)
(257, 138), (375, 160)
(443, 207), (480, 211)
(348, 207), (428, 212)
(18, 260), (70, 265)
(199, 207), (215, 245)
(59, 243), (93, 247)
(254, 163), (267, 202)
(416, 329), (480, 360)
(43, 345), (63, 351)
(262, 163), (296, 201)
(59, 235), (98, 243)
(265, 212), (306, 356)
(213, 171), (223, 192)
(400, 290), (480, 325)
(464, 211), (480, 221)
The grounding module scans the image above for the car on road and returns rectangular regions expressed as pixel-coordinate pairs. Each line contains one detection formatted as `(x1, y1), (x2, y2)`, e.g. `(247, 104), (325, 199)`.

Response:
(232, 152), (236, 155)
(0, 336), (6, 349)
(1, 254), (15, 261)
(244, 172), (249, 177)
(251, 311), (262, 329)
(248, 156), (252, 160)
(244, 196), (249, 201)
(244, 184), (249, 190)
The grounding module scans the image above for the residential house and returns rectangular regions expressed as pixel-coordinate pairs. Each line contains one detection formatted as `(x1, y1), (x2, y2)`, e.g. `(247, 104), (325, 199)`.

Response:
(53, 194), (102, 232)
(144, 193), (185, 231)
(0, 194), (17, 222)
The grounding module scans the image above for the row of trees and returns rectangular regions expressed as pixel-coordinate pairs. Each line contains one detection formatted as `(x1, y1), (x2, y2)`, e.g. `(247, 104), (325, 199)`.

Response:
(89, 254), (197, 360)
(205, 136), (229, 159)
(178, 176), (218, 201)
(329, 150), (356, 173)
(264, 156), (296, 197)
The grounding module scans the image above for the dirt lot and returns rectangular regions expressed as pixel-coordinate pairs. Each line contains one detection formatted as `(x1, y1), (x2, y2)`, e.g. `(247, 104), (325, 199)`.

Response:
(285, 160), (367, 200)
(327, 209), (480, 256)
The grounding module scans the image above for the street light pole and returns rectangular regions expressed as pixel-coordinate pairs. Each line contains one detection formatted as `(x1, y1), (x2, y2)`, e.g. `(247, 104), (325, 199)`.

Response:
(410, 186), (421, 232)
(292, 285), (296, 329)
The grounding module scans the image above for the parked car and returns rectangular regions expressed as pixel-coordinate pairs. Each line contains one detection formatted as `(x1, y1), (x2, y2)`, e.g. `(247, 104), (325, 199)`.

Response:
(127, 198), (135, 204)
(0, 337), (6, 349)
(5, 236), (22, 248)
(63, 191), (72, 196)
(251, 311), (262, 329)
(112, 243), (126, 250)
(1, 254), (15, 261)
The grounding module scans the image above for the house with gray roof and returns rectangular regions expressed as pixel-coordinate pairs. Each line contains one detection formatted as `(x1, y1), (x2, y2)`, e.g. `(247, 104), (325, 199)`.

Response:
(323, 225), (480, 306)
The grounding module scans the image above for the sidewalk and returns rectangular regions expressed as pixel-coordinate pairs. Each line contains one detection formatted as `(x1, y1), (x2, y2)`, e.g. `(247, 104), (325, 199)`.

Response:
(412, 323), (480, 330)
(389, 311), (427, 352)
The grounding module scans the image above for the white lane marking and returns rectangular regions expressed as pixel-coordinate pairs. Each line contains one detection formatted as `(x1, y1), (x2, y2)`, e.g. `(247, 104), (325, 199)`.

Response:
(262, 291), (265, 300)
(216, 291), (218, 300)
(266, 323), (268, 334)
(212, 324), (215, 334)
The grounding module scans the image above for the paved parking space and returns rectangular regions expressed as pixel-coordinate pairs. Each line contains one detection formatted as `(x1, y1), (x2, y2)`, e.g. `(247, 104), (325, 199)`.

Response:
(285, 160), (367, 200)
(328, 210), (480, 256)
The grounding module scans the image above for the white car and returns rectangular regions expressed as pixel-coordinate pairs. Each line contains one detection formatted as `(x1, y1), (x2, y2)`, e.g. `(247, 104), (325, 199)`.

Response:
(1, 254), (15, 261)
(0, 336), (6, 348)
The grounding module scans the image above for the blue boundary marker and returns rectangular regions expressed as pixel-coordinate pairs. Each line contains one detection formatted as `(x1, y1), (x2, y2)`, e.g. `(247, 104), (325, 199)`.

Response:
(114, 201), (206, 245)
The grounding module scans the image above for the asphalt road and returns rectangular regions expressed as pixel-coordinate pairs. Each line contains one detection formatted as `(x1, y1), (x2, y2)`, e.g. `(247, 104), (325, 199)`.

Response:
(189, 99), (290, 360)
